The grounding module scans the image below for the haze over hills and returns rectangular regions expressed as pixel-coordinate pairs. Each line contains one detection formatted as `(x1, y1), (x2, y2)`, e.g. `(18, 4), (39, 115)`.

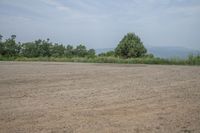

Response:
(96, 46), (200, 59)
(147, 46), (200, 59)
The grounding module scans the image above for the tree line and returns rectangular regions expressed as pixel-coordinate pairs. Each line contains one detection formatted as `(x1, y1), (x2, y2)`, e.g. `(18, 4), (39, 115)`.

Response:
(0, 34), (95, 58)
(0, 33), (153, 59)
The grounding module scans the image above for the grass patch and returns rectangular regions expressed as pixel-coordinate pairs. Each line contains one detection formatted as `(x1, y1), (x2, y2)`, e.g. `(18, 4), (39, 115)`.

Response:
(0, 55), (200, 65)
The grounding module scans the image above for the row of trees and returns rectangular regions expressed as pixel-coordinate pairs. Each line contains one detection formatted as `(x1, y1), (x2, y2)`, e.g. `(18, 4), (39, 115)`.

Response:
(0, 35), (95, 58)
(0, 33), (152, 58)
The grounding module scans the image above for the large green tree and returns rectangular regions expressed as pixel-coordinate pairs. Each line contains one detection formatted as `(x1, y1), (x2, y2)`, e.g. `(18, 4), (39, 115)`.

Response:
(3, 35), (21, 56)
(115, 33), (147, 58)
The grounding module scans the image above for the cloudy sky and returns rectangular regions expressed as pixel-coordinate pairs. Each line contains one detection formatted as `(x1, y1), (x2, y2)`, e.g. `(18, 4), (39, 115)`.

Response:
(0, 0), (200, 49)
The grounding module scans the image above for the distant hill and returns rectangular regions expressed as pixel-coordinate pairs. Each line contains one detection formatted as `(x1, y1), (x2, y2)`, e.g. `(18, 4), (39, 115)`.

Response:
(147, 46), (200, 59)
(96, 46), (200, 59)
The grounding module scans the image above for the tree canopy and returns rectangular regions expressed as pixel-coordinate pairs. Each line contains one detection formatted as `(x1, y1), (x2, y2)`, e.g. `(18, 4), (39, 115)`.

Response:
(0, 35), (96, 58)
(115, 33), (147, 58)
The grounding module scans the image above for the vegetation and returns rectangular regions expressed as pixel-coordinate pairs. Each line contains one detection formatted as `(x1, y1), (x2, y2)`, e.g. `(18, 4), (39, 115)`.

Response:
(115, 33), (147, 58)
(1, 56), (200, 65)
(0, 34), (96, 58)
(0, 34), (21, 56)
(0, 33), (200, 65)
(98, 51), (115, 57)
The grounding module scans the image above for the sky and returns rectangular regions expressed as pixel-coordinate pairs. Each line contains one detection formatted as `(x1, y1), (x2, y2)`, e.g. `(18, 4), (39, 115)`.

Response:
(0, 0), (200, 49)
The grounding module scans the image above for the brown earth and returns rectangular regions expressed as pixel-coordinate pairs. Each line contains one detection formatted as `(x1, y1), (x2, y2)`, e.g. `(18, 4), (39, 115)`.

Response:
(0, 61), (200, 133)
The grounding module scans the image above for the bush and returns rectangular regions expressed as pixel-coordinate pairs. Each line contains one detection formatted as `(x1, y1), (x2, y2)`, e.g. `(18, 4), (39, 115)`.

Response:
(98, 51), (115, 57)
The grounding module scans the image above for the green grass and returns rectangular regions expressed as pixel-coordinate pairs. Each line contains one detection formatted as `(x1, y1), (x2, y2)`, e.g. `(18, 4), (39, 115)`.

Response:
(0, 55), (200, 65)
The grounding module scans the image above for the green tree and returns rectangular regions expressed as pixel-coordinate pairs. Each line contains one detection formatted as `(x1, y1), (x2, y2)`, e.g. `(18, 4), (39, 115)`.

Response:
(74, 44), (87, 57)
(115, 33), (147, 58)
(51, 43), (65, 57)
(21, 42), (39, 57)
(87, 49), (96, 58)
(38, 40), (52, 57)
(65, 45), (74, 57)
(4, 35), (20, 56)
(22, 39), (52, 57)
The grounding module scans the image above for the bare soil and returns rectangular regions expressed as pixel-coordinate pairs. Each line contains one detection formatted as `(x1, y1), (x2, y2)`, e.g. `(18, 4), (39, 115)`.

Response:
(0, 61), (200, 133)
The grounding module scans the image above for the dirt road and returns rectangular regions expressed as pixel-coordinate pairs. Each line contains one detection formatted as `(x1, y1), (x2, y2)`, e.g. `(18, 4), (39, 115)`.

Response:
(0, 62), (200, 133)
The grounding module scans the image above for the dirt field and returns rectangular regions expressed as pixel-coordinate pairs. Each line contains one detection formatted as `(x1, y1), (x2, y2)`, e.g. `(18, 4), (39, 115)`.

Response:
(0, 62), (200, 133)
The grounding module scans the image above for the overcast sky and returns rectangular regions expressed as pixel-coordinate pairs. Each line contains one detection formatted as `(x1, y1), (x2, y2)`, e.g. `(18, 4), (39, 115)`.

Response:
(0, 0), (200, 49)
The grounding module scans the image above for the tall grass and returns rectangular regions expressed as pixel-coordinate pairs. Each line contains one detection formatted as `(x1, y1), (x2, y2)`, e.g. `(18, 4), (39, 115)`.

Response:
(1, 55), (200, 65)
